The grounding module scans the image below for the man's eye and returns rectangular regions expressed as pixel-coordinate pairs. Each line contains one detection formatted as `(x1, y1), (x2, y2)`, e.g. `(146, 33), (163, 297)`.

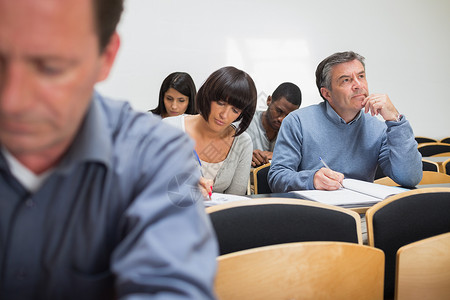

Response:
(40, 66), (63, 76)
(38, 64), (64, 76)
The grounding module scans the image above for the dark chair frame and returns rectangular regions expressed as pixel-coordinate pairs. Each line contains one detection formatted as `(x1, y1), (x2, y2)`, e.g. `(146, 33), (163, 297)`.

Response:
(366, 188), (450, 299)
(443, 158), (450, 175)
(417, 142), (450, 157)
(207, 198), (362, 255)
(252, 163), (271, 194)
(440, 137), (450, 144)
(415, 136), (437, 144)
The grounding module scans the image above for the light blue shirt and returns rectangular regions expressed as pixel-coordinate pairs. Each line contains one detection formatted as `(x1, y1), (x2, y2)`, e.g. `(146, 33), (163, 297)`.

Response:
(268, 101), (422, 192)
(0, 92), (218, 299)
(246, 110), (276, 152)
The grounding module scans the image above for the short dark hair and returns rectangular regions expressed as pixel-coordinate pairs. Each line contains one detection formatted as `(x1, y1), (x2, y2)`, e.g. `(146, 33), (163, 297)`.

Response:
(150, 72), (197, 116)
(93, 0), (124, 52)
(196, 66), (257, 136)
(271, 82), (302, 107)
(315, 51), (365, 101)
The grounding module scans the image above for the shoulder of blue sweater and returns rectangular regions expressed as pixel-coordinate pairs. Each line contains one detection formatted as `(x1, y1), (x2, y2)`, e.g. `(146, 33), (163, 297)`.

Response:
(360, 112), (387, 126)
(286, 103), (323, 122)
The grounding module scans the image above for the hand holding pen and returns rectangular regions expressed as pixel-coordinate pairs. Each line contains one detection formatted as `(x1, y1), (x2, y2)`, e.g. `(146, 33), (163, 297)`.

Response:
(313, 157), (344, 190)
(194, 151), (213, 200)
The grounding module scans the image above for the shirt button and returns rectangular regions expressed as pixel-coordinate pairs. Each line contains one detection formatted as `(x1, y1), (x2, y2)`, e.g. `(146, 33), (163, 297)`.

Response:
(16, 270), (28, 280)
(25, 198), (34, 208)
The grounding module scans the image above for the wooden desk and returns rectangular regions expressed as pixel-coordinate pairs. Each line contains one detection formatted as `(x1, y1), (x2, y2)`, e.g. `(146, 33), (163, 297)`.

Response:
(247, 193), (370, 214)
(246, 183), (450, 214)
(416, 183), (450, 188)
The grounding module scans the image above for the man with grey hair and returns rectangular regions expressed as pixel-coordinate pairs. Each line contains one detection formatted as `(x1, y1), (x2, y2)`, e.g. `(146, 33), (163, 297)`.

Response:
(268, 51), (422, 192)
(0, 0), (217, 299)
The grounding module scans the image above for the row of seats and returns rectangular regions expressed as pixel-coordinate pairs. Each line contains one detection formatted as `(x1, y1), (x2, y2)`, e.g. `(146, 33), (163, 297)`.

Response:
(417, 142), (450, 157)
(207, 188), (450, 299)
(415, 136), (450, 144)
(215, 233), (450, 300)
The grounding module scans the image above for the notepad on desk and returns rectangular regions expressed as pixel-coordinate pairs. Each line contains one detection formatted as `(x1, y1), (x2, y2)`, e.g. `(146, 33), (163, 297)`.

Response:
(289, 178), (409, 206)
(203, 193), (250, 207)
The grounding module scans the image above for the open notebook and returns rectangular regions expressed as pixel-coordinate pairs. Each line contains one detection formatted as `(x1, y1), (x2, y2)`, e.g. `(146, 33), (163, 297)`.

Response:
(203, 193), (250, 207)
(290, 178), (408, 206)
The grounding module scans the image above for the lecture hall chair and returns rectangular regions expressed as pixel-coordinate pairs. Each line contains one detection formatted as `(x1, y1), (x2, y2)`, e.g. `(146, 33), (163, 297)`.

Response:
(395, 232), (450, 300)
(206, 198), (362, 255)
(252, 162), (271, 194)
(415, 136), (438, 144)
(366, 188), (450, 299)
(215, 241), (385, 300)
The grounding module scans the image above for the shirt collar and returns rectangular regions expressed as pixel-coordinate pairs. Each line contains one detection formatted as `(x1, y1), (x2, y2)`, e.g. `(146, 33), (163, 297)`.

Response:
(324, 101), (362, 125)
(55, 91), (113, 174)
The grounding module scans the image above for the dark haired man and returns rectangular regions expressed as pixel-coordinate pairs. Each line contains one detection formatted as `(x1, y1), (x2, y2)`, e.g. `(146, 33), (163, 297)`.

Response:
(269, 51), (422, 192)
(0, 0), (217, 299)
(246, 82), (301, 167)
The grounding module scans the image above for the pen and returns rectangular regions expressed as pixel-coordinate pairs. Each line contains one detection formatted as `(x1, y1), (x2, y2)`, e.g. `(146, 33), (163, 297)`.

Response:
(319, 156), (343, 188)
(194, 150), (212, 199)
(319, 156), (331, 170)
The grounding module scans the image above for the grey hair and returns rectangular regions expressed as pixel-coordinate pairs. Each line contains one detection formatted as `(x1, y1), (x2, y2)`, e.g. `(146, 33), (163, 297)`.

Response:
(315, 51), (365, 101)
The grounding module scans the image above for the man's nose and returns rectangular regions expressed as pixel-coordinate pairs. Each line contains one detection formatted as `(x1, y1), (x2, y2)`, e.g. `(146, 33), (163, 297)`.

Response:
(352, 75), (363, 90)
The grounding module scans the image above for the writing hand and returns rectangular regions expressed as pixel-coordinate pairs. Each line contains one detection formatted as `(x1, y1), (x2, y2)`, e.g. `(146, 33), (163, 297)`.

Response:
(199, 177), (213, 200)
(313, 167), (344, 190)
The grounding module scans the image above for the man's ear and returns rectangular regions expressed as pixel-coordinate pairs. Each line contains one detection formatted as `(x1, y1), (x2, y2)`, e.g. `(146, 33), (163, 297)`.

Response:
(266, 96), (272, 107)
(320, 87), (332, 103)
(96, 32), (121, 82)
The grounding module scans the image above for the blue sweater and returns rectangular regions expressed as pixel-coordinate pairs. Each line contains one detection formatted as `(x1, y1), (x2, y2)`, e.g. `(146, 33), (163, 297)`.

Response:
(268, 101), (422, 192)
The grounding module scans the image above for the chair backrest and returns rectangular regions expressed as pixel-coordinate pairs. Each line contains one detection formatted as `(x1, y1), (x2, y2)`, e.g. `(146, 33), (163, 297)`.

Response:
(215, 241), (385, 300)
(444, 158), (450, 175)
(374, 171), (450, 186)
(431, 151), (450, 157)
(366, 188), (450, 299)
(440, 137), (450, 144)
(395, 232), (450, 300)
(422, 158), (439, 172)
(415, 136), (438, 144)
(253, 162), (271, 194)
(417, 142), (450, 157)
(206, 198), (362, 255)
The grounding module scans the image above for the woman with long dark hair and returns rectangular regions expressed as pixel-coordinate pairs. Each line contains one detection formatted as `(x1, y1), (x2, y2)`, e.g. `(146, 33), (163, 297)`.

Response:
(150, 72), (197, 118)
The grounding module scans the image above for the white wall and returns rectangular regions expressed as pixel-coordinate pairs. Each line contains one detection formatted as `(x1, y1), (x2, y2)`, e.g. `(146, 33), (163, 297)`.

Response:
(96, 0), (450, 139)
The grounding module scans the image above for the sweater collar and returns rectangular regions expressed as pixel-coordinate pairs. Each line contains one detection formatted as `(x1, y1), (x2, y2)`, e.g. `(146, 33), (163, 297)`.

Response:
(324, 101), (362, 125)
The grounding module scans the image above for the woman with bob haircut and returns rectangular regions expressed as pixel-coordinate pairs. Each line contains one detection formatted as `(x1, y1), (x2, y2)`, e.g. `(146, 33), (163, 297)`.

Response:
(164, 66), (257, 196)
(150, 72), (197, 118)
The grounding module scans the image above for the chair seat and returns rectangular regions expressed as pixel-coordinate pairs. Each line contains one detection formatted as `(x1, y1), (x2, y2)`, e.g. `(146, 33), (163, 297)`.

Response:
(215, 241), (385, 300)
